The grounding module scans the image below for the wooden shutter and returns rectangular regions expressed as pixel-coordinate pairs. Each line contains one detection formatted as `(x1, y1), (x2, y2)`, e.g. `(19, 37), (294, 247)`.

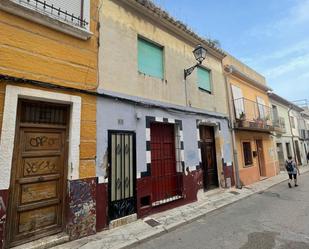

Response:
(231, 85), (245, 119)
(257, 97), (266, 119)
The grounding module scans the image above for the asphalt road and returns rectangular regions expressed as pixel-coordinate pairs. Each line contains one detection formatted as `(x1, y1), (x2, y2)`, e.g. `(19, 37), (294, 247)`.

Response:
(135, 172), (309, 249)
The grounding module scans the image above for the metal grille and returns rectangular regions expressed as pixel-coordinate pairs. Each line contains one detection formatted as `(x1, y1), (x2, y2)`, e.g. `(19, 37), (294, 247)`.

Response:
(109, 132), (136, 221)
(20, 100), (68, 125)
(151, 174), (183, 206)
(111, 134), (134, 201)
(14, 0), (88, 27)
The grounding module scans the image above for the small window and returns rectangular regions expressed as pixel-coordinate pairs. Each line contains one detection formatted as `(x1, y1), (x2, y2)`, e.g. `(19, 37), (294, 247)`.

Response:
(243, 142), (253, 166)
(138, 38), (163, 79)
(197, 67), (212, 93)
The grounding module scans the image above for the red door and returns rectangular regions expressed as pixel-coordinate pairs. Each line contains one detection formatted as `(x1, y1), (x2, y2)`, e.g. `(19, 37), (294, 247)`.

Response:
(150, 123), (177, 202)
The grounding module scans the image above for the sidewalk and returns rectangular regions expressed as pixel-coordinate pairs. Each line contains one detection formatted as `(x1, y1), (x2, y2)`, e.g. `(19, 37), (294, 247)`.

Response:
(47, 166), (308, 249)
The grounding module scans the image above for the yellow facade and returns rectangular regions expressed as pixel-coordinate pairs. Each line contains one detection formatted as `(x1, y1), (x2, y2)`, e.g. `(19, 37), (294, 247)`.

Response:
(0, 0), (99, 178)
(224, 55), (279, 185)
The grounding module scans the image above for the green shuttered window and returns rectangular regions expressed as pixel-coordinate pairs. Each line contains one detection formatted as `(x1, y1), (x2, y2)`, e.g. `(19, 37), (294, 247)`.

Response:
(197, 67), (212, 93)
(138, 38), (163, 79)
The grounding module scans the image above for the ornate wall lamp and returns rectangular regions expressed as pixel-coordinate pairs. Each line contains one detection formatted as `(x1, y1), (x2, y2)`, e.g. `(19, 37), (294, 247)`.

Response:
(184, 44), (207, 79)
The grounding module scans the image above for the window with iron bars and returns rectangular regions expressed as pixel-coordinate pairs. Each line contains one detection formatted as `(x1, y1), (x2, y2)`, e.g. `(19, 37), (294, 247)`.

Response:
(12, 0), (89, 28)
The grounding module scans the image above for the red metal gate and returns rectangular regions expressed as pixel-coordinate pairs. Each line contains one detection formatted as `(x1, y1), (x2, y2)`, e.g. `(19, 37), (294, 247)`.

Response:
(150, 123), (182, 203)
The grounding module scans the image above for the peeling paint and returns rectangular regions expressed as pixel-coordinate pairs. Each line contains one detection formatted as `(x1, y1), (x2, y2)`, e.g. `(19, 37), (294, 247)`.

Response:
(66, 179), (96, 240)
(0, 190), (8, 249)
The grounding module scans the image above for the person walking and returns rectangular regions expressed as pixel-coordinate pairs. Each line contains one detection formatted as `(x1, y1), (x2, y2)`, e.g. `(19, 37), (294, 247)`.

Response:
(285, 156), (300, 188)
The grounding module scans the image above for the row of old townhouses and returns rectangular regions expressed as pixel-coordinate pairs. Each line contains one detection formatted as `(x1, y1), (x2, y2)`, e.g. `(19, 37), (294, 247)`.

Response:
(0, 0), (308, 248)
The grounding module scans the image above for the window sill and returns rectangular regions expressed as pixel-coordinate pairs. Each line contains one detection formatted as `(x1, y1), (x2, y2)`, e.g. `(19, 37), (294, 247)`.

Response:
(243, 164), (254, 168)
(198, 87), (212, 95)
(0, 0), (92, 40)
(138, 71), (164, 81)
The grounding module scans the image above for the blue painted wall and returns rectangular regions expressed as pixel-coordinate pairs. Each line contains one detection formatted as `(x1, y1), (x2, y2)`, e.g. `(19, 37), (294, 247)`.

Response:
(96, 97), (233, 179)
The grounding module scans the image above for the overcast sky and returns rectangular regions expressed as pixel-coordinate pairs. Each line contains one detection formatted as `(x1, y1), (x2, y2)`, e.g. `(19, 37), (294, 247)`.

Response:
(153, 0), (309, 102)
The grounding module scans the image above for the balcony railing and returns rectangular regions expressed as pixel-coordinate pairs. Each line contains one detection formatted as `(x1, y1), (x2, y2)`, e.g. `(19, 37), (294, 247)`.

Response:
(273, 117), (286, 133)
(13, 0), (88, 27)
(299, 129), (309, 140)
(233, 98), (274, 132)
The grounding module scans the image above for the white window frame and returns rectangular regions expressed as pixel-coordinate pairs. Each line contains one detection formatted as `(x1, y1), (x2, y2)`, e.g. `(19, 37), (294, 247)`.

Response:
(0, 0), (92, 40)
(0, 85), (81, 190)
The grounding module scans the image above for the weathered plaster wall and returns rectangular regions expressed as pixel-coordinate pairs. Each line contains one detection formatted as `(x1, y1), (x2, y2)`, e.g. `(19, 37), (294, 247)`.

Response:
(0, 0), (98, 90)
(0, 1), (99, 246)
(235, 131), (278, 186)
(96, 97), (233, 219)
(96, 97), (232, 179)
(98, 0), (228, 115)
(66, 178), (96, 240)
(0, 0), (99, 179)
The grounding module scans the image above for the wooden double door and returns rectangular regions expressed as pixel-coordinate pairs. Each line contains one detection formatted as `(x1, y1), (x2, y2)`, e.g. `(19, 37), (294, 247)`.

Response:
(7, 100), (68, 247)
(199, 126), (219, 190)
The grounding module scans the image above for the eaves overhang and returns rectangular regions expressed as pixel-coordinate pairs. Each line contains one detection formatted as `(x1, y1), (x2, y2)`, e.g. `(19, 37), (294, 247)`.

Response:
(117, 0), (226, 60)
(224, 65), (272, 92)
(269, 93), (304, 112)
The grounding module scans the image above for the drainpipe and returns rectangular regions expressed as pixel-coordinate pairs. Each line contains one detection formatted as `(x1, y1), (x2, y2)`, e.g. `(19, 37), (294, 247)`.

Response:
(288, 106), (298, 164)
(184, 77), (189, 106)
(223, 65), (241, 189)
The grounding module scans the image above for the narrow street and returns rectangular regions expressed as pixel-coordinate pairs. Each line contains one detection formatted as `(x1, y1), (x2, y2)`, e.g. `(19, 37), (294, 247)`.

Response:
(135, 172), (309, 249)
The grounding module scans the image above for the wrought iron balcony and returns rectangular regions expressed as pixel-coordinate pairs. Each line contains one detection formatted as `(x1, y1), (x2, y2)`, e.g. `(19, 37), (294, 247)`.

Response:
(299, 129), (309, 140)
(273, 117), (286, 134)
(233, 98), (274, 132)
(13, 0), (88, 28)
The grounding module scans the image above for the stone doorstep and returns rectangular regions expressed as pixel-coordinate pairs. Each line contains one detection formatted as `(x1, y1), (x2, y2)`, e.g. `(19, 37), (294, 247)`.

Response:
(12, 233), (69, 249)
(109, 214), (137, 230)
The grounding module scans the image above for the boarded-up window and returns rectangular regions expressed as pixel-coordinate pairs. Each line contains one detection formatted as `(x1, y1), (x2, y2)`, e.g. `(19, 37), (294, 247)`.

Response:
(243, 142), (253, 166)
(138, 38), (163, 79)
(197, 67), (212, 93)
